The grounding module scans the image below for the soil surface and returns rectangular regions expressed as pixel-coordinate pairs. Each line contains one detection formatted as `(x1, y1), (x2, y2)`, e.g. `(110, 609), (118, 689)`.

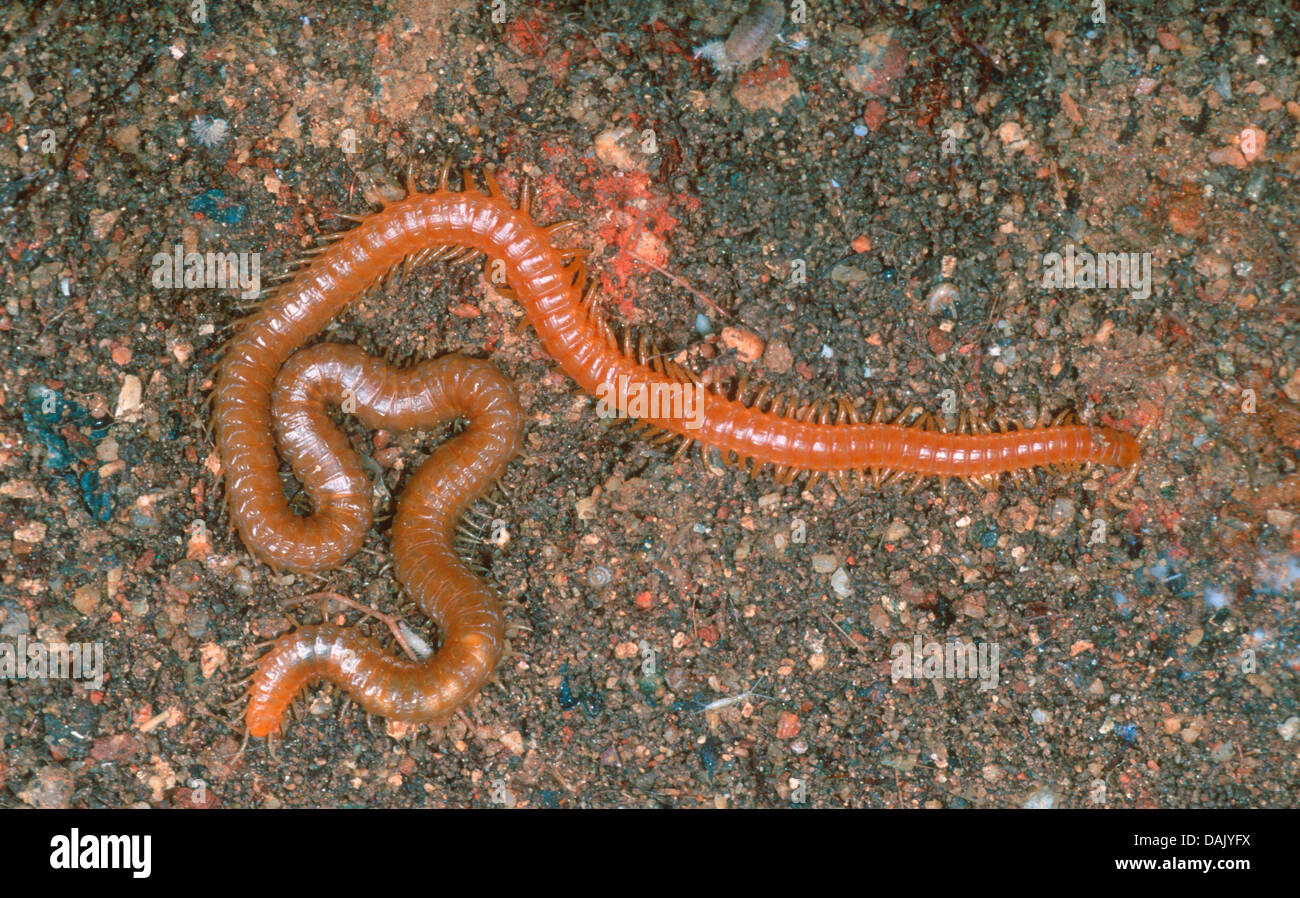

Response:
(1, 0), (1297, 808)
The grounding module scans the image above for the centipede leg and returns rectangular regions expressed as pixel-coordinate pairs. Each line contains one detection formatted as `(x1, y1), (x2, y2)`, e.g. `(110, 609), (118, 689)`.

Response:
(517, 176), (533, 214)
(483, 165), (504, 198)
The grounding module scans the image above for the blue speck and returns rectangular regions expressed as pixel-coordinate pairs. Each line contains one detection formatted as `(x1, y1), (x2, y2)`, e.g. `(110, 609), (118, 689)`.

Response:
(981, 529), (998, 549)
(21, 386), (113, 520)
(188, 189), (245, 225)
(699, 738), (719, 784)
(557, 673), (578, 710)
(853, 124), (869, 137)
(80, 471), (112, 523)
(1117, 723), (1138, 744)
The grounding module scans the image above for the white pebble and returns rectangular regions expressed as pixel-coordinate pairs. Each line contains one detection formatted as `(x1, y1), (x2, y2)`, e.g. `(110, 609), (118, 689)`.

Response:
(1023, 788), (1056, 809)
(830, 567), (852, 597)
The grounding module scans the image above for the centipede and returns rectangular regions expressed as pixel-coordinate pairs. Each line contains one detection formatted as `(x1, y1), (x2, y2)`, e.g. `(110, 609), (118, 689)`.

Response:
(213, 162), (1139, 739)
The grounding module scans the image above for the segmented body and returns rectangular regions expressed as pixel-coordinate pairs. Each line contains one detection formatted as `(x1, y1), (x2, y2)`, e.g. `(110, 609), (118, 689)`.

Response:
(214, 167), (1138, 737)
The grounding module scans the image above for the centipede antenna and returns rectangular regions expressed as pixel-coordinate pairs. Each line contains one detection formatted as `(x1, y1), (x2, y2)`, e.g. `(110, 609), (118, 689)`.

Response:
(545, 220), (580, 237)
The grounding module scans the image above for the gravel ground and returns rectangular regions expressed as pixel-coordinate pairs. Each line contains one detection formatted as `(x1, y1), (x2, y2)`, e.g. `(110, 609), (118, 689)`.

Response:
(1, 0), (1297, 808)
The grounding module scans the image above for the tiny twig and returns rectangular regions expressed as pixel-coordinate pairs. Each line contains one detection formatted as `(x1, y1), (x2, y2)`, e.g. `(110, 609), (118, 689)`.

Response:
(630, 253), (732, 321)
(821, 609), (869, 656)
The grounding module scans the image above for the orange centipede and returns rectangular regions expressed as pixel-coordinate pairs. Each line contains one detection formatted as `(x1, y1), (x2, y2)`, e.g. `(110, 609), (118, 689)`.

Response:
(214, 163), (1139, 738)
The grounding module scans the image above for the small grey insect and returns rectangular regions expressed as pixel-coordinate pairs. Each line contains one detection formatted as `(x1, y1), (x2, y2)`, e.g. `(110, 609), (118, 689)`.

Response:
(588, 565), (613, 588)
(695, 0), (784, 73)
(190, 115), (229, 147)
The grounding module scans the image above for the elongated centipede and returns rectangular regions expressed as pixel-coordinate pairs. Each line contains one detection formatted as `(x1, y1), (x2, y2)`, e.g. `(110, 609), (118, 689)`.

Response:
(214, 163), (1138, 737)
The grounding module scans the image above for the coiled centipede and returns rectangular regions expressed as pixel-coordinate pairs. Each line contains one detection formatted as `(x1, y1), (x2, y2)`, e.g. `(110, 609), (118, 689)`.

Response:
(213, 163), (1139, 738)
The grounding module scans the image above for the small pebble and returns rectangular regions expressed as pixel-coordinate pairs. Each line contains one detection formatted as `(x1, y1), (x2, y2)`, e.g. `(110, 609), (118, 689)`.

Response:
(231, 566), (255, 597)
(997, 121), (1028, 150)
(721, 325), (764, 362)
(762, 340), (793, 373)
(1023, 788), (1056, 809)
(18, 766), (74, 809)
(185, 607), (210, 638)
(882, 520), (910, 542)
(665, 667), (687, 692)
(776, 711), (800, 740)
(830, 567), (852, 597)
(72, 584), (100, 615)
(811, 554), (837, 574)
(115, 374), (143, 421)
(1050, 498), (1075, 525)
